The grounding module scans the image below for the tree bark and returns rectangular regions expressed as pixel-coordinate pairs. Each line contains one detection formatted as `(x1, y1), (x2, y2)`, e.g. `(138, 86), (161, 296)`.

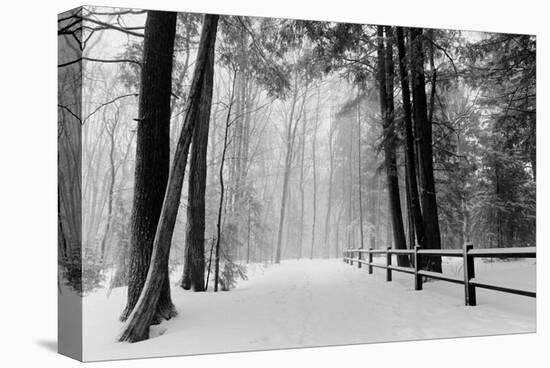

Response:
(356, 89), (365, 252)
(396, 27), (425, 248)
(181, 32), (216, 289)
(378, 26), (409, 266)
(120, 11), (177, 323)
(404, 162), (416, 251)
(427, 29), (437, 125)
(119, 14), (218, 342)
(375, 174), (382, 248)
(410, 27), (442, 272)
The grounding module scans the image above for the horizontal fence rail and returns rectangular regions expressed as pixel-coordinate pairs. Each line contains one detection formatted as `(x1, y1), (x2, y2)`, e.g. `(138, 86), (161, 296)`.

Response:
(343, 244), (536, 306)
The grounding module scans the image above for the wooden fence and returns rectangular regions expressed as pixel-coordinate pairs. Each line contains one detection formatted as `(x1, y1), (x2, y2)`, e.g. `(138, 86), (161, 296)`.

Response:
(342, 243), (536, 306)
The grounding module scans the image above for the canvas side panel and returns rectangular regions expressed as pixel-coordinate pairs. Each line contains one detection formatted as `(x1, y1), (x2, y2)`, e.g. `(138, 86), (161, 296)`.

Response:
(58, 6), (83, 362)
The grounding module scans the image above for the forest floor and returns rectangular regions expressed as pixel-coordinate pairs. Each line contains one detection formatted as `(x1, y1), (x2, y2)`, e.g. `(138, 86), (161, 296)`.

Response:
(82, 257), (536, 361)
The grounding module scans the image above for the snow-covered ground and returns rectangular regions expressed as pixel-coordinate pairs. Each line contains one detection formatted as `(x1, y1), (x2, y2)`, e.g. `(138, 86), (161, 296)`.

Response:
(82, 258), (535, 361)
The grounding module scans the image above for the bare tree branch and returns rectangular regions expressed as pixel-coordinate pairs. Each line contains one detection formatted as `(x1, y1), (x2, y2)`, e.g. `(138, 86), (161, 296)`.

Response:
(81, 17), (145, 37)
(58, 104), (82, 124)
(84, 9), (147, 16)
(58, 56), (141, 68)
(84, 93), (138, 124)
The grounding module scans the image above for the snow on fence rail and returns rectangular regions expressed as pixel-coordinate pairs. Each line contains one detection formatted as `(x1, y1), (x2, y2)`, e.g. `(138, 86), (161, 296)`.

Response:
(342, 243), (536, 306)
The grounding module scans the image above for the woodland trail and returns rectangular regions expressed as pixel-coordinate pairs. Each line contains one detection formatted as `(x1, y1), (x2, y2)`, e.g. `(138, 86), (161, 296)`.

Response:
(83, 258), (535, 361)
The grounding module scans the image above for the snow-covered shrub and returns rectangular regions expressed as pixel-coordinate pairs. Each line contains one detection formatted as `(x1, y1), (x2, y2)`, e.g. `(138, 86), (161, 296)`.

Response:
(219, 260), (247, 291)
(61, 247), (105, 295)
(60, 247), (82, 292)
(81, 248), (106, 294)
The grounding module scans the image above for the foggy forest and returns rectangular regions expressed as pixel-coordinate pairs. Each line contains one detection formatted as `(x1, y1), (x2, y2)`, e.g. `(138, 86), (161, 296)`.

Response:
(58, 6), (536, 358)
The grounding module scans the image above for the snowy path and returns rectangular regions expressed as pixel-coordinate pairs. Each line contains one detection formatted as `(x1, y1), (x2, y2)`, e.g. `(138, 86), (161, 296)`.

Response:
(83, 258), (535, 361)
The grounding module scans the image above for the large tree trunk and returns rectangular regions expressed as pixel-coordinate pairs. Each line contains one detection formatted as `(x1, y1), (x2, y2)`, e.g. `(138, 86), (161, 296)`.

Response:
(378, 26), (409, 267)
(404, 162), (416, 251)
(396, 27), (425, 248)
(119, 14), (219, 343)
(410, 27), (442, 272)
(386, 204), (393, 248)
(356, 89), (365, 252)
(181, 38), (216, 290)
(375, 174), (382, 248)
(120, 11), (177, 323)
(529, 118), (536, 181)
(427, 29), (437, 125)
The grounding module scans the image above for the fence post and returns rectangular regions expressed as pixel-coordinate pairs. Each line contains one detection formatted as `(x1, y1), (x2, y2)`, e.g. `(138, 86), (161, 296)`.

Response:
(358, 249), (362, 269)
(386, 247), (392, 282)
(368, 248), (373, 274)
(463, 243), (476, 306)
(414, 246), (422, 290)
(350, 250), (354, 266)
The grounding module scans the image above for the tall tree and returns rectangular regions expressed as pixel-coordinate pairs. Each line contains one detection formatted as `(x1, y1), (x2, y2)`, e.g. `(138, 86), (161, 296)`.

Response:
(347, 100), (354, 251)
(274, 78), (307, 263)
(120, 11), (177, 323)
(378, 26), (409, 266)
(310, 89), (320, 259)
(181, 30), (216, 289)
(410, 27), (442, 271)
(356, 89), (365, 252)
(297, 99), (307, 259)
(119, 14), (219, 342)
(323, 109), (336, 257)
(99, 114), (119, 263)
(396, 27), (424, 248)
(214, 69), (238, 291)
